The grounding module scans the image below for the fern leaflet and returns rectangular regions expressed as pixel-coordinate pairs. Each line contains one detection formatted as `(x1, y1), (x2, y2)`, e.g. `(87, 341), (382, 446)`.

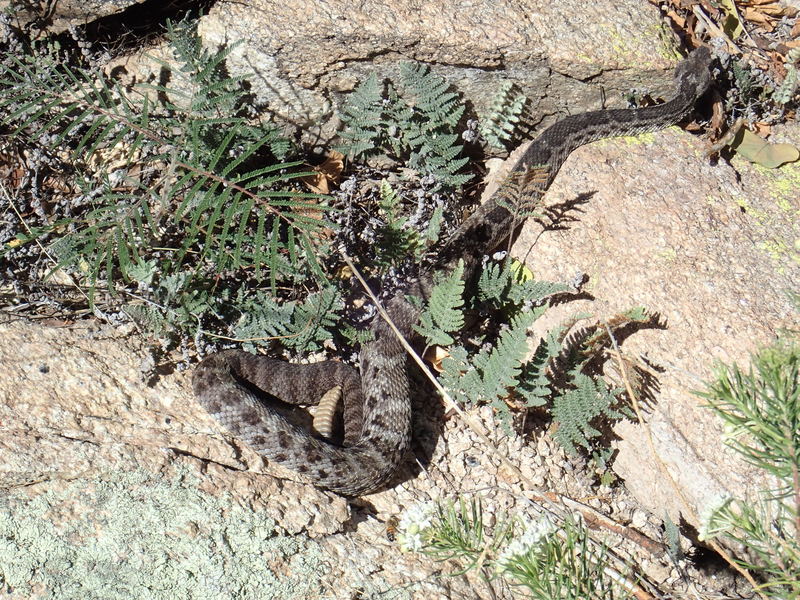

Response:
(479, 81), (528, 150)
(337, 62), (471, 191)
(414, 261), (466, 347)
(552, 373), (623, 454)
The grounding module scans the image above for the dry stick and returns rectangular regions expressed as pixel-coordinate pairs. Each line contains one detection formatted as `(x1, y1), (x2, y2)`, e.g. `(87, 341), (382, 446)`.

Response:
(341, 251), (655, 600)
(603, 321), (769, 600)
(692, 5), (744, 55)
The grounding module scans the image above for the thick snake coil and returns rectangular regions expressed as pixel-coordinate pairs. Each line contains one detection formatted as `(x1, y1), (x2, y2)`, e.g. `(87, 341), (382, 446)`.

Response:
(193, 48), (713, 496)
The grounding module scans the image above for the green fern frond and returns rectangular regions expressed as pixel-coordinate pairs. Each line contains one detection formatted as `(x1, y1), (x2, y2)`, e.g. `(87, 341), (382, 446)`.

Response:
(477, 261), (512, 303)
(122, 265), (218, 337)
(424, 204), (445, 244)
(440, 306), (546, 431)
(507, 278), (573, 306)
(399, 63), (468, 189)
(337, 73), (388, 157)
(233, 286), (342, 354)
(283, 287), (342, 351)
(44, 176), (159, 302)
(336, 61), (471, 191)
(340, 324), (376, 347)
(552, 373), (623, 454)
(478, 260), (573, 307)
(773, 47), (800, 105)
(472, 308), (543, 402)
(399, 62), (464, 128)
(233, 291), (296, 351)
(516, 326), (566, 408)
(375, 179), (422, 268)
(0, 51), (148, 169)
(414, 260), (466, 346)
(479, 81), (528, 150)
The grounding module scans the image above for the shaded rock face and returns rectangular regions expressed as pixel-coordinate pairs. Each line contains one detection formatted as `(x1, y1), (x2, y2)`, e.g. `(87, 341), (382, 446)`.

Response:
(2, 0), (797, 596)
(1, 0), (147, 32)
(196, 0), (680, 139)
(4, 0), (681, 142)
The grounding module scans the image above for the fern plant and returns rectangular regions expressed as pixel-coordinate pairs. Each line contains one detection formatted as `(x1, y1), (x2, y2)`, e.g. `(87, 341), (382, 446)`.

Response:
(4, 16), (642, 463)
(413, 260), (466, 346)
(417, 258), (641, 452)
(373, 179), (424, 269)
(337, 63), (470, 191)
(440, 306), (546, 430)
(232, 287), (342, 353)
(0, 17), (339, 354)
(479, 81), (528, 150)
(543, 308), (654, 454)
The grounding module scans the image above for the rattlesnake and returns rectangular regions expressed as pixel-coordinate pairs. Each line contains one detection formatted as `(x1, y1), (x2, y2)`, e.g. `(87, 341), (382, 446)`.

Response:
(193, 47), (713, 496)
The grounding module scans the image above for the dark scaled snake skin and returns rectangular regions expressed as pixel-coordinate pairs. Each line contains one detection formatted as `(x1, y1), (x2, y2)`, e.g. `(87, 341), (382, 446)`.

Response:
(193, 48), (713, 496)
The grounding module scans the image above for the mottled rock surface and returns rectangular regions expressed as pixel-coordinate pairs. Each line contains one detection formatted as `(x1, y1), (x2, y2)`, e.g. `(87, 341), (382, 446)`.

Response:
(196, 0), (680, 137)
(513, 123), (799, 525)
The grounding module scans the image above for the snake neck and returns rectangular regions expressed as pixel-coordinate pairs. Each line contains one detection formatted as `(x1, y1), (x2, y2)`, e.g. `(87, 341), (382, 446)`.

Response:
(518, 88), (702, 184)
(427, 48), (712, 288)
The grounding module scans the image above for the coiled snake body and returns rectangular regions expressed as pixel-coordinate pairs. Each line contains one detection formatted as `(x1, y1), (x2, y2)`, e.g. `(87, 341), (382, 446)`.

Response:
(193, 48), (713, 496)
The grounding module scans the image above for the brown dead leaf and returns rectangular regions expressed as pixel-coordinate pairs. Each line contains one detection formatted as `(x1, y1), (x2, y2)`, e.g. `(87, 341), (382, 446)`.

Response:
(741, 0), (796, 16)
(300, 150), (344, 194)
(752, 122), (772, 137)
(742, 6), (775, 30)
(292, 151), (344, 239)
(2, 164), (26, 188)
(423, 345), (451, 373)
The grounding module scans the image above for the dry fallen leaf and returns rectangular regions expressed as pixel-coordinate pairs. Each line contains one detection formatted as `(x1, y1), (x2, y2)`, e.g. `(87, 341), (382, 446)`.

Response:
(730, 127), (800, 168)
(423, 345), (451, 373)
(742, 0), (797, 15)
(752, 122), (772, 137)
(300, 150), (344, 194)
(742, 7), (774, 29)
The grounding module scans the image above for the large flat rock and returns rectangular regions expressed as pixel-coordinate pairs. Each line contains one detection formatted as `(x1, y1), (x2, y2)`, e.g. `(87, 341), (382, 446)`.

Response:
(514, 123), (799, 526)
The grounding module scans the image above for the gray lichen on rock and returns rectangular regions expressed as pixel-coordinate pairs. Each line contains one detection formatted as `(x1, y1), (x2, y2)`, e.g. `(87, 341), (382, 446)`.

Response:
(0, 469), (330, 599)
